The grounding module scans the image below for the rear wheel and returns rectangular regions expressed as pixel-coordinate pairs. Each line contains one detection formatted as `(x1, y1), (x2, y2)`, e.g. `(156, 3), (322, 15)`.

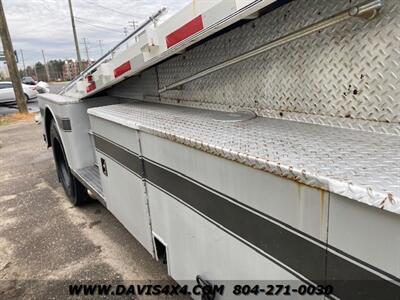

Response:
(50, 119), (88, 206)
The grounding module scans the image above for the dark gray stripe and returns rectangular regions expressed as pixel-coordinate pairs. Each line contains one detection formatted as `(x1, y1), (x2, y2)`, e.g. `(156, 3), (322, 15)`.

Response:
(94, 136), (400, 299)
(143, 160), (399, 300)
(145, 159), (327, 277)
(143, 156), (400, 285)
(93, 135), (144, 177)
(325, 252), (399, 300)
(56, 116), (72, 132)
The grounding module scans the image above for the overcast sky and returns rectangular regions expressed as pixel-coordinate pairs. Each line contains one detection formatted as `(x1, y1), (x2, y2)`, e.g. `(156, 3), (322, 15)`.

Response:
(2, 0), (190, 68)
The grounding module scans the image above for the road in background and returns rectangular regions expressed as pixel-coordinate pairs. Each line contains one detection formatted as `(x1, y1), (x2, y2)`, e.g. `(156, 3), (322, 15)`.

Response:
(0, 82), (68, 116)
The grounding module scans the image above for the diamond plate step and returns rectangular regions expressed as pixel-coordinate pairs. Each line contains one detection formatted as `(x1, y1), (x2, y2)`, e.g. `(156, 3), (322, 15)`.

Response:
(73, 165), (105, 205)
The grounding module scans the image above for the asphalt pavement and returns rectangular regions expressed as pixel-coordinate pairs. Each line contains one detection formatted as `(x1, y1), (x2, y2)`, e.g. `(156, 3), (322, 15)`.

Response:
(0, 82), (67, 116)
(0, 121), (179, 299)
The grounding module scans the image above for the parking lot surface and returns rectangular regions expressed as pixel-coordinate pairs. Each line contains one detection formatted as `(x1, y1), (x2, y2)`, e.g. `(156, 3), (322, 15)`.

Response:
(0, 121), (173, 299)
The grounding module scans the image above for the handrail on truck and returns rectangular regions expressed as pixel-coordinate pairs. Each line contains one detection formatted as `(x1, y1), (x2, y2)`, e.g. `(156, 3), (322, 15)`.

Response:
(158, 0), (383, 93)
(60, 8), (167, 95)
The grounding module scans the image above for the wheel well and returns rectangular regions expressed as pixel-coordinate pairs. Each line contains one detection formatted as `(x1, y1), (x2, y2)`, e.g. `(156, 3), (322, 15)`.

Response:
(44, 108), (54, 147)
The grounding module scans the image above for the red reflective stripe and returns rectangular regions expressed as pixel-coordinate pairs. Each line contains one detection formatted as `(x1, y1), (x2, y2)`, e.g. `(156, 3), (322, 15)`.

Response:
(87, 75), (93, 82)
(166, 15), (204, 48)
(86, 82), (96, 93)
(114, 61), (132, 78)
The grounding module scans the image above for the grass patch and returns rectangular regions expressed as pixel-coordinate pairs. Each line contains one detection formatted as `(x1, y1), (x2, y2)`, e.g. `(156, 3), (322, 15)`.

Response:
(0, 113), (35, 126)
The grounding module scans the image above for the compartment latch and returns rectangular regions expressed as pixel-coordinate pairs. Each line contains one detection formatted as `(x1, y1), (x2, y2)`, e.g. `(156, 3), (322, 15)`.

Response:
(101, 158), (108, 176)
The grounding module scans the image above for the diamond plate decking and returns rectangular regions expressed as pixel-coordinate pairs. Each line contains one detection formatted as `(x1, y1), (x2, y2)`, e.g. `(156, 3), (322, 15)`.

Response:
(75, 165), (104, 201)
(88, 102), (400, 215)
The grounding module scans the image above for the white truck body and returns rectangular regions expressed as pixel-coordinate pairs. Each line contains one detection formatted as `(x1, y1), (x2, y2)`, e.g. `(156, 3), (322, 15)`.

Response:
(38, 0), (400, 299)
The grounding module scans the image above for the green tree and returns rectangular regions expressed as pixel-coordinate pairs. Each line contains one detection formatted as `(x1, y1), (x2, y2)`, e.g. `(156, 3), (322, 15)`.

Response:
(25, 66), (35, 79)
(48, 59), (64, 81)
(34, 62), (46, 81)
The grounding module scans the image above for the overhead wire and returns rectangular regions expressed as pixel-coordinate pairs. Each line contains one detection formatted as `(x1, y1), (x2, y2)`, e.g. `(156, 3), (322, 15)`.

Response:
(75, 16), (126, 28)
(75, 19), (123, 33)
(84, 0), (144, 19)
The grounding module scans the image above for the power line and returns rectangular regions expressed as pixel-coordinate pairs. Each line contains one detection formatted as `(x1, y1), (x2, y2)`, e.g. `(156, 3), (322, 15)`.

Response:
(75, 19), (120, 31)
(75, 26), (110, 34)
(75, 19), (123, 33)
(29, 19), (61, 31)
(75, 16), (126, 28)
(85, 0), (143, 19)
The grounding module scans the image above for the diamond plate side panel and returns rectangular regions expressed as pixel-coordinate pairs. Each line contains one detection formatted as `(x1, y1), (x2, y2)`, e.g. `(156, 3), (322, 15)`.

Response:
(108, 67), (160, 101)
(156, 0), (400, 135)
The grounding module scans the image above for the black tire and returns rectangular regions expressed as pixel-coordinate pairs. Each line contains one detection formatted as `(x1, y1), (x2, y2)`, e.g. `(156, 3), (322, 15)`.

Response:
(49, 119), (88, 206)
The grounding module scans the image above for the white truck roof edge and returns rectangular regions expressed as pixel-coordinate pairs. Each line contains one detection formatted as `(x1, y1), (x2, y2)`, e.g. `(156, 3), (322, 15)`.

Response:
(62, 0), (278, 99)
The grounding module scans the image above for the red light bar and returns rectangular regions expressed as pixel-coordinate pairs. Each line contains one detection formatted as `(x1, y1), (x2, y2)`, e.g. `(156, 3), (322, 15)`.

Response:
(166, 15), (204, 48)
(114, 61), (132, 78)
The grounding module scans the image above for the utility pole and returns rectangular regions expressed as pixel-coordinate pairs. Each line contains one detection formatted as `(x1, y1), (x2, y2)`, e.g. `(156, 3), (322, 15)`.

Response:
(65, 58), (71, 80)
(20, 49), (26, 76)
(33, 63), (38, 80)
(67, 0), (83, 72)
(41, 49), (50, 81)
(82, 37), (89, 62)
(128, 19), (138, 41)
(0, 0), (27, 113)
(123, 27), (129, 49)
(98, 40), (103, 56)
